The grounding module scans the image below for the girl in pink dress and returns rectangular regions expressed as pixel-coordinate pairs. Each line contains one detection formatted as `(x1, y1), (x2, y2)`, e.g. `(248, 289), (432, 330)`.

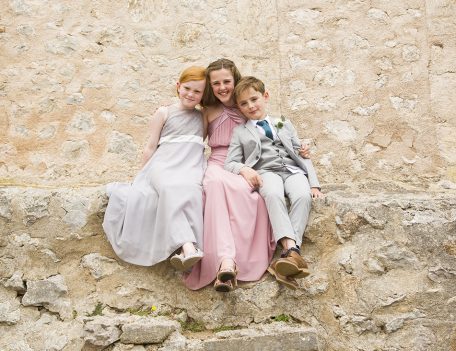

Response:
(184, 59), (276, 292)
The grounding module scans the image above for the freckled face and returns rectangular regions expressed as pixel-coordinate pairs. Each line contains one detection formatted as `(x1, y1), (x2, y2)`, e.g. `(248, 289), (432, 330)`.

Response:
(236, 87), (269, 120)
(177, 79), (206, 109)
(209, 69), (235, 106)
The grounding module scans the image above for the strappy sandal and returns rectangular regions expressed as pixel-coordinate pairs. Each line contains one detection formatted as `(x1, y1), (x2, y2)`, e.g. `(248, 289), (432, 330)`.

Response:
(214, 278), (234, 292)
(214, 262), (238, 292)
(216, 266), (237, 283)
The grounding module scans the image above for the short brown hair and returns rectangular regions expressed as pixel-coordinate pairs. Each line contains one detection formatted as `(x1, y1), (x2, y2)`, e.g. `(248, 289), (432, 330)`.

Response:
(233, 76), (265, 102)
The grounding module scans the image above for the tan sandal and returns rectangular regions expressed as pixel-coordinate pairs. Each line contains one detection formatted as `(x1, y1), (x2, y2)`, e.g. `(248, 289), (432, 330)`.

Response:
(267, 263), (299, 290)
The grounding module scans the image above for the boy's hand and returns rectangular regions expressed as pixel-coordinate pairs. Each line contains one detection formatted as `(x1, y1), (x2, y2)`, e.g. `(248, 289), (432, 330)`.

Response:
(299, 144), (311, 158)
(240, 166), (263, 190)
(311, 188), (325, 199)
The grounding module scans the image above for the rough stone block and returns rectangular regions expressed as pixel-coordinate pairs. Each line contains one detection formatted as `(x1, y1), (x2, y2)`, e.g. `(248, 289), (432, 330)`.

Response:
(120, 317), (180, 344)
(202, 324), (319, 351)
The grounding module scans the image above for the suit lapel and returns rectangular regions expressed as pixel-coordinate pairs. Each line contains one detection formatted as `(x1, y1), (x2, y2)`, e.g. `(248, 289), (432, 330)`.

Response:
(274, 120), (294, 151)
(245, 122), (261, 143)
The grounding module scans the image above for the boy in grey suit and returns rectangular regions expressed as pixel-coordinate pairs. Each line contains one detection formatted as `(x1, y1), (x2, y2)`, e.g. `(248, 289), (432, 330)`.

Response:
(225, 76), (324, 289)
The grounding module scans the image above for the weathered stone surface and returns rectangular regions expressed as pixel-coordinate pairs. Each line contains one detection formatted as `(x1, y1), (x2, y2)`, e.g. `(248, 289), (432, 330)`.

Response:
(22, 275), (70, 317)
(0, 300), (20, 325)
(158, 331), (188, 351)
(81, 253), (122, 280)
(113, 344), (147, 351)
(1, 186), (455, 350)
(203, 323), (319, 351)
(2, 271), (26, 293)
(0, 1), (453, 189)
(108, 131), (138, 161)
(20, 193), (50, 225)
(120, 317), (180, 344)
(83, 316), (122, 347)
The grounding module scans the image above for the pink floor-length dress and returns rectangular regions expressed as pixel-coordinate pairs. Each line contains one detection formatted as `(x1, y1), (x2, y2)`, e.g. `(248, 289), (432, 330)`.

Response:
(184, 105), (275, 290)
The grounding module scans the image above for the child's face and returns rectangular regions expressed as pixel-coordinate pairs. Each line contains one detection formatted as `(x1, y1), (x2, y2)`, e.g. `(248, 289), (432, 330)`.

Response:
(177, 79), (206, 109)
(236, 87), (269, 120)
(209, 69), (235, 106)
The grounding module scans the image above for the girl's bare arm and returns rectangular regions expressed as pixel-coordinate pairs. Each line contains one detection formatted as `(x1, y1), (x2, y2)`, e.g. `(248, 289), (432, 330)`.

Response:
(141, 106), (167, 167)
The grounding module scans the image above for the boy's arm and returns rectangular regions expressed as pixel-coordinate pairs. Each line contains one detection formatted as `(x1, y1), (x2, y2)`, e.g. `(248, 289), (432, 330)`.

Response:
(287, 121), (321, 189)
(224, 129), (246, 175)
(225, 128), (263, 189)
(285, 120), (310, 158)
(287, 120), (302, 151)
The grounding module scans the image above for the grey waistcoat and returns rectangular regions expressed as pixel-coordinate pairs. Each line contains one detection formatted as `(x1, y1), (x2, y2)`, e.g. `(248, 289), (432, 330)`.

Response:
(254, 132), (299, 174)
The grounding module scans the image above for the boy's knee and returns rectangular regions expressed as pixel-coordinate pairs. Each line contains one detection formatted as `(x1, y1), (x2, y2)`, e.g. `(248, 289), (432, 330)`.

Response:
(293, 191), (312, 206)
(261, 189), (285, 203)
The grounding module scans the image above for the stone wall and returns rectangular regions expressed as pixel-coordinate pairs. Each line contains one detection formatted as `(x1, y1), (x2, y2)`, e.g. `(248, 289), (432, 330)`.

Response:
(1, 1), (456, 350)
(1, 0), (455, 188)
(0, 187), (455, 350)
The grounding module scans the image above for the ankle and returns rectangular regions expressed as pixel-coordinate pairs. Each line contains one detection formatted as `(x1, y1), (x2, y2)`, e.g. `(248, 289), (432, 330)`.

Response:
(181, 242), (196, 257)
(220, 258), (235, 270)
(280, 246), (300, 258)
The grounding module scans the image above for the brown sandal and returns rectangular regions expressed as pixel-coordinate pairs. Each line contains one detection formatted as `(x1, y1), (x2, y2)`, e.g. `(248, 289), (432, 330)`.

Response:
(216, 267), (237, 283)
(267, 261), (299, 290)
(214, 278), (234, 292)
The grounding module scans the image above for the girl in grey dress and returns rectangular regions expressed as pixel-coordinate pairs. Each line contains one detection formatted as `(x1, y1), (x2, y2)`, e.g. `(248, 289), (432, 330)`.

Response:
(103, 66), (206, 270)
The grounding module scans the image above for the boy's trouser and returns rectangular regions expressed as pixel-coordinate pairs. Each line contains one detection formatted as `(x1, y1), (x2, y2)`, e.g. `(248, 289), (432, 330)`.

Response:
(258, 171), (312, 248)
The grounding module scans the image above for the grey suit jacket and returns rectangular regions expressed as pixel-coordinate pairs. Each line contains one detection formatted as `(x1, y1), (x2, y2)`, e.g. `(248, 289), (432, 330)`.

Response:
(224, 117), (320, 188)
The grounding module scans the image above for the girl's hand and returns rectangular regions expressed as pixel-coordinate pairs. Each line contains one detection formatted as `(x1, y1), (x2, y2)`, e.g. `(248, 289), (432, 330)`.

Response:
(311, 188), (325, 199)
(240, 166), (263, 190)
(299, 144), (311, 158)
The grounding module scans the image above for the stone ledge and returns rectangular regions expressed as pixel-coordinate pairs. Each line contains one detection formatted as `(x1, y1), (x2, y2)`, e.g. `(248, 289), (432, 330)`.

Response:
(1, 186), (455, 350)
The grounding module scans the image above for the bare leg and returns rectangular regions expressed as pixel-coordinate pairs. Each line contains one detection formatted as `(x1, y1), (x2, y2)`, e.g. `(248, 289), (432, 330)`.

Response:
(220, 258), (236, 271)
(279, 237), (297, 251)
(181, 242), (197, 257)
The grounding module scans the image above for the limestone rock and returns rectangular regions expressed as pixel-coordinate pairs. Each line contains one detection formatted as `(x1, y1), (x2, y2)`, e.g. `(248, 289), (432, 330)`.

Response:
(60, 192), (90, 229)
(83, 316), (122, 347)
(0, 193), (12, 221)
(21, 193), (50, 225)
(108, 131), (138, 161)
(62, 140), (90, 161)
(0, 300), (20, 325)
(22, 275), (70, 317)
(81, 253), (122, 280)
(3, 271), (26, 293)
(203, 323), (318, 351)
(158, 331), (188, 351)
(120, 317), (180, 344)
(67, 111), (95, 134)
(113, 344), (147, 351)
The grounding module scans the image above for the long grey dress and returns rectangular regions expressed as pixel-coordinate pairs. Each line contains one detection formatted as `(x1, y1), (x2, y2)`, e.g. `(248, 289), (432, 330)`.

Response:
(102, 104), (205, 266)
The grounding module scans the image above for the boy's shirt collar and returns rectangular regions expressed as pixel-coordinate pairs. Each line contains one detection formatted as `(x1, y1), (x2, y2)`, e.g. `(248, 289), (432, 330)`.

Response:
(248, 115), (272, 128)
(249, 115), (278, 140)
